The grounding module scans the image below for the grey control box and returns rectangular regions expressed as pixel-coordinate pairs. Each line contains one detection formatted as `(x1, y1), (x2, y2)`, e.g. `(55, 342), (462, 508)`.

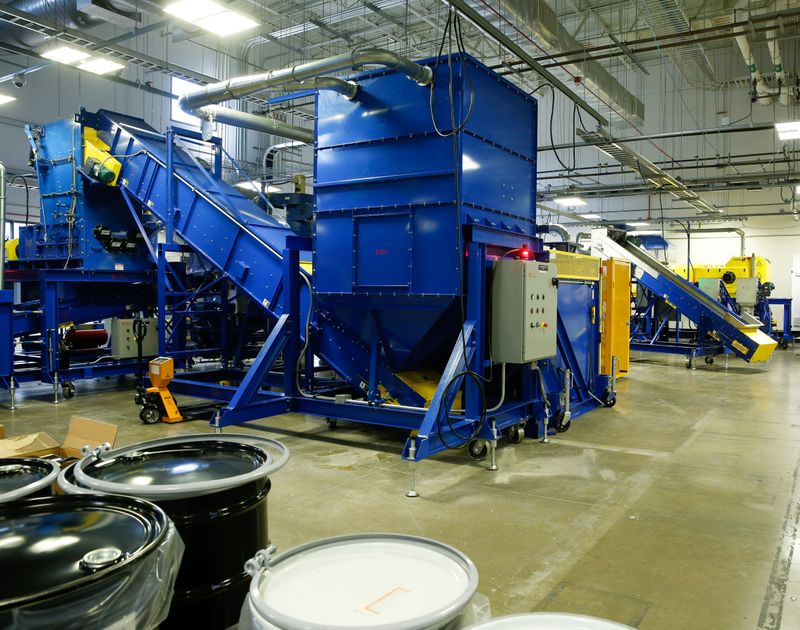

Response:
(491, 260), (557, 363)
(111, 317), (159, 359)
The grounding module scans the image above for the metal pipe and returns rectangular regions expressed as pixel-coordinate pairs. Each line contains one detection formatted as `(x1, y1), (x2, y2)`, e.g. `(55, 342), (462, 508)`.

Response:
(281, 77), (358, 100)
(732, 31), (774, 106)
(0, 162), (5, 290)
(179, 48), (432, 112)
(195, 106), (313, 144)
(445, 0), (609, 126)
(766, 30), (792, 106)
(538, 224), (570, 241)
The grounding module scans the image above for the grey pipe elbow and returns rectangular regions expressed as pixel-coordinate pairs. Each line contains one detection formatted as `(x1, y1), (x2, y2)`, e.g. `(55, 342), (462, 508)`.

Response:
(351, 48), (432, 85)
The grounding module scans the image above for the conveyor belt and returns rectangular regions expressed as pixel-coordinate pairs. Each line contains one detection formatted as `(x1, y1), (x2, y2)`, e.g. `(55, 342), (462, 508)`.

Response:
(591, 229), (776, 363)
(91, 110), (420, 403)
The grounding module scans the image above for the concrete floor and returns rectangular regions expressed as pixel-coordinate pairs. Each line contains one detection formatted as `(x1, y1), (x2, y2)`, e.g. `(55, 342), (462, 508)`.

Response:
(3, 349), (800, 629)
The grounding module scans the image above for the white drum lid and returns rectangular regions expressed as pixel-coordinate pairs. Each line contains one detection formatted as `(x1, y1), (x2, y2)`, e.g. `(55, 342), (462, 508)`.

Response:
(467, 613), (634, 629)
(251, 534), (479, 629)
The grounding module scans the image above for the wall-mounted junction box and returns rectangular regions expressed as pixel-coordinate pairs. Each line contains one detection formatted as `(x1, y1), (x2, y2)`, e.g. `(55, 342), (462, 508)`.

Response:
(110, 317), (158, 359)
(492, 260), (557, 363)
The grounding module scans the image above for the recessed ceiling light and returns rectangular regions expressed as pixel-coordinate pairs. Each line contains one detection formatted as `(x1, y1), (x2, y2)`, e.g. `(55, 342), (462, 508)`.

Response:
(78, 58), (125, 75)
(164, 0), (258, 36)
(0, 94), (16, 106)
(580, 213), (601, 220)
(776, 121), (800, 141)
(553, 196), (587, 207)
(40, 46), (90, 64)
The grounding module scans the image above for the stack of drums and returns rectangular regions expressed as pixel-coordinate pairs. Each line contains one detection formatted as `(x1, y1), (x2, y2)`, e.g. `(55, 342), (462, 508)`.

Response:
(58, 433), (289, 628)
(467, 614), (634, 629)
(240, 533), (481, 629)
(0, 458), (59, 503)
(0, 494), (182, 628)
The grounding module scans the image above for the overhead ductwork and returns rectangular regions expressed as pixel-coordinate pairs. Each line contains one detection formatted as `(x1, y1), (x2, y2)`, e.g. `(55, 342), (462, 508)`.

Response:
(537, 223), (571, 242)
(196, 106), (313, 144)
(180, 48), (431, 112)
(181, 48), (431, 143)
(494, 0), (644, 125)
(0, 0), (139, 49)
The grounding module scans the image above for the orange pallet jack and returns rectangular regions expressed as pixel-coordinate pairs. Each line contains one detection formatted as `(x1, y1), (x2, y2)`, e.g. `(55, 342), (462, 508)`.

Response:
(138, 356), (183, 424)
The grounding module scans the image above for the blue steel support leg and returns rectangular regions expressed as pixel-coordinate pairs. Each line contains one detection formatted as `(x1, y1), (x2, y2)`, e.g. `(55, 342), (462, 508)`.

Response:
(404, 321), (477, 462)
(215, 314), (291, 427)
(282, 248), (300, 399)
(41, 280), (59, 403)
(157, 245), (167, 356)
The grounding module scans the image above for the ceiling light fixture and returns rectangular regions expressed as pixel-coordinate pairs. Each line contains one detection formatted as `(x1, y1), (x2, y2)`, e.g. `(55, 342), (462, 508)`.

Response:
(0, 94), (16, 106)
(626, 221), (650, 226)
(78, 58), (125, 75)
(553, 196), (587, 207)
(580, 213), (601, 220)
(40, 46), (90, 64)
(164, 0), (258, 36)
(776, 121), (800, 141)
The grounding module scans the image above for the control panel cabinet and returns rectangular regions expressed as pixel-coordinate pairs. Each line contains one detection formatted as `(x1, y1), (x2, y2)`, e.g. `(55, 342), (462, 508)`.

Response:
(492, 260), (557, 363)
(111, 317), (158, 359)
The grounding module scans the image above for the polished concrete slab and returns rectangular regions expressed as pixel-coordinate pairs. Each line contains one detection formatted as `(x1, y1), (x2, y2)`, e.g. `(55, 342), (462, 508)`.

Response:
(3, 349), (800, 629)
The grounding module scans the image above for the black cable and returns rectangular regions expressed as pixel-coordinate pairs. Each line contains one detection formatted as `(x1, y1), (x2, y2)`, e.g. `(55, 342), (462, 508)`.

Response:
(549, 89), (572, 173)
(435, 369), (486, 450)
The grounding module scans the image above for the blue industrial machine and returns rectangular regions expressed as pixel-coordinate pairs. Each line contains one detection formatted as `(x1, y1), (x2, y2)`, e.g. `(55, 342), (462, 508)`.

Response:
(2, 53), (616, 488)
(1, 116), (155, 405)
(592, 228), (777, 368)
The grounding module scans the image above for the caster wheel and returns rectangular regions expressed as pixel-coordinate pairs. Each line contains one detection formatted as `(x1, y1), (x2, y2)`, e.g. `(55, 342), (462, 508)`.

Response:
(134, 391), (144, 406)
(326, 418), (338, 430)
(685, 358), (694, 369)
(139, 406), (160, 424)
(467, 439), (488, 461)
(704, 356), (715, 365)
(505, 424), (525, 444)
(779, 338), (790, 350)
(552, 412), (571, 433)
(601, 393), (616, 408)
(61, 381), (75, 399)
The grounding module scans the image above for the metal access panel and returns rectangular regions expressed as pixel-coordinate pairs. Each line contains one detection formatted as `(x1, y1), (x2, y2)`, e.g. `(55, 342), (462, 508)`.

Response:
(492, 261), (557, 363)
(111, 318), (158, 359)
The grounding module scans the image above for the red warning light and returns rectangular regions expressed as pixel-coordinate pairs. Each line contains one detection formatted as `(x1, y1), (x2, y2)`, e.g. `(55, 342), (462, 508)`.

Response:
(520, 247), (531, 260)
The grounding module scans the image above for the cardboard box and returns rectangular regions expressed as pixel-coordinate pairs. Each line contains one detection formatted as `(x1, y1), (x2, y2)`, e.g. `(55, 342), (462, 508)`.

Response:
(0, 424), (4, 439)
(0, 416), (118, 459)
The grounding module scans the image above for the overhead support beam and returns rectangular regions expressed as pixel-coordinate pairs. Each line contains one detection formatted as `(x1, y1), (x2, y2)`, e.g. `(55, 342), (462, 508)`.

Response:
(540, 122), (776, 152)
(576, 128), (723, 214)
(444, 0), (609, 126)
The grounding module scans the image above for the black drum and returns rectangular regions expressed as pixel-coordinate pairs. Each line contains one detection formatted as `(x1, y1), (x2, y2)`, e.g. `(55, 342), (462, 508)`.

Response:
(0, 494), (181, 629)
(59, 434), (289, 629)
(0, 458), (59, 503)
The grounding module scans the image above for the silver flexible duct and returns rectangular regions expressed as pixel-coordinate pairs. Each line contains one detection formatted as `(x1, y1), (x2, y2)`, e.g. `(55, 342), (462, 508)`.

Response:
(195, 106), (313, 144)
(179, 48), (432, 112)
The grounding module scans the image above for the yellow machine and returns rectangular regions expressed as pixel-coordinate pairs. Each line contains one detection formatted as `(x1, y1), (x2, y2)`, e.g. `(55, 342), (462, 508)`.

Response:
(83, 127), (122, 186)
(600, 258), (631, 378)
(4, 238), (19, 261)
(139, 357), (183, 424)
(672, 255), (770, 298)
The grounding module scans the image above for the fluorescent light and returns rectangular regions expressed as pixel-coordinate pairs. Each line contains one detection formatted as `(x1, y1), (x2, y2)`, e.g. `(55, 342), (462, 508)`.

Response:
(164, 0), (258, 36)
(796, 185), (800, 195)
(0, 94), (16, 106)
(267, 185), (282, 193)
(580, 213), (601, 220)
(630, 230), (661, 235)
(776, 121), (800, 141)
(40, 46), (90, 64)
(78, 58), (125, 75)
(553, 196), (587, 207)
(626, 221), (650, 226)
